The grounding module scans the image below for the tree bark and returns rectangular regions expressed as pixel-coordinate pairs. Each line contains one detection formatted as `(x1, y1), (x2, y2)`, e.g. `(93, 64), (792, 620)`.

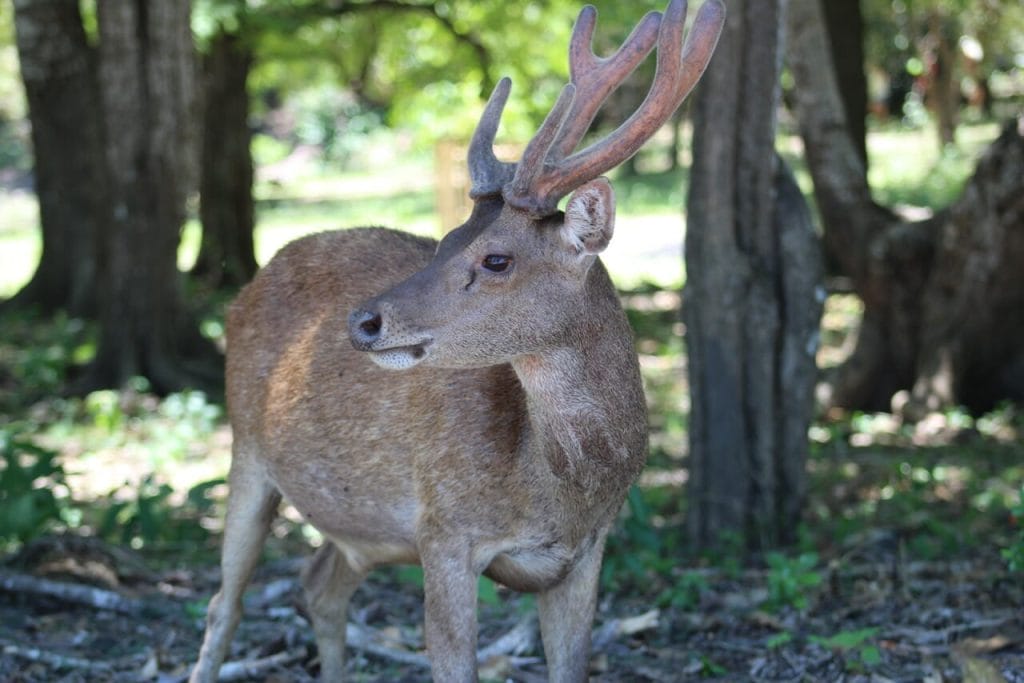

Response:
(192, 29), (257, 290)
(684, 0), (822, 552)
(8, 0), (107, 316)
(909, 121), (1024, 414)
(787, 0), (1024, 415)
(820, 0), (868, 171)
(924, 10), (959, 148)
(86, 0), (219, 394)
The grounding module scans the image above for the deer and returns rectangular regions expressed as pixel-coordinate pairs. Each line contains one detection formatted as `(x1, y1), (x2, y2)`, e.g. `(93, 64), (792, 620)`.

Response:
(190, 1), (723, 681)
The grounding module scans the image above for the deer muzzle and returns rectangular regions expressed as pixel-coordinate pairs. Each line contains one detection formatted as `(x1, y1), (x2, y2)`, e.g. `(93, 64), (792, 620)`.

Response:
(348, 305), (433, 370)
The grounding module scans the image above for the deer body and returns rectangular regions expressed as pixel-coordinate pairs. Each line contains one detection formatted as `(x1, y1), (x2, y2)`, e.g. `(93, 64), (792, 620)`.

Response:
(231, 221), (646, 585)
(192, 2), (722, 681)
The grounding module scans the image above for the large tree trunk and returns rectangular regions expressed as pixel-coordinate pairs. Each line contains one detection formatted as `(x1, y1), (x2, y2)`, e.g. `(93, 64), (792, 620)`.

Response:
(787, 0), (1024, 415)
(192, 29), (257, 290)
(8, 0), (107, 316)
(909, 122), (1024, 414)
(684, 0), (822, 552)
(86, 0), (219, 394)
(820, 0), (867, 171)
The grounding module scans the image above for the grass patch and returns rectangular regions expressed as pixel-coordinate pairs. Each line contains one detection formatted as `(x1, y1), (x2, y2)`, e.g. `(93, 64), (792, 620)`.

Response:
(867, 121), (1000, 209)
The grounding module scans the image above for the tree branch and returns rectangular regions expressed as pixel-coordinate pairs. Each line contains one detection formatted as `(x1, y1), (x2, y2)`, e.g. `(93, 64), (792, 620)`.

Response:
(262, 0), (494, 95)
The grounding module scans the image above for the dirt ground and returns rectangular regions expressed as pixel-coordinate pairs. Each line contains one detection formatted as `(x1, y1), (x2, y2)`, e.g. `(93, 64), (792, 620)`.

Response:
(1, 534), (1022, 682)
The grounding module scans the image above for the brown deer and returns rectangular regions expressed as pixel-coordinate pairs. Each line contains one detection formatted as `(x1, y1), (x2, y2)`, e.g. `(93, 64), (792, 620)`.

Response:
(190, 1), (723, 680)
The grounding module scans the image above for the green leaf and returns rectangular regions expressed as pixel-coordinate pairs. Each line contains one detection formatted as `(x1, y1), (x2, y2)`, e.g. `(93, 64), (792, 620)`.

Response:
(478, 576), (500, 606)
(810, 627), (878, 651)
(766, 631), (793, 649)
(859, 645), (883, 666)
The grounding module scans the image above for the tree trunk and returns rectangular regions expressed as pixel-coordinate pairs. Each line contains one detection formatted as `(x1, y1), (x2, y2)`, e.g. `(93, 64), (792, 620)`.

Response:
(909, 121), (1024, 414)
(787, 0), (1024, 415)
(86, 0), (219, 394)
(684, 0), (822, 553)
(820, 0), (868, 171)
(8, 0), (107, 316)
(192, 29), (257, 290)
(924, 10), (959, 148)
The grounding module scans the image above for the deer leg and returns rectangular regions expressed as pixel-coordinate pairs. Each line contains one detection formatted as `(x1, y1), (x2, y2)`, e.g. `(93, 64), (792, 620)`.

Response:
(301, 543), (365, 681)
(421, 544), (480, 682)
(190, 455), (280, 683)
(537, 533), (607, 683)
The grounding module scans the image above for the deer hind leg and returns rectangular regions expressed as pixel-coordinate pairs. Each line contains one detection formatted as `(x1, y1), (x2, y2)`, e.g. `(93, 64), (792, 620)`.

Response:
(537, 532), (607, 683)
(190, 451), (281, 683)
(301, 543), (366, 681)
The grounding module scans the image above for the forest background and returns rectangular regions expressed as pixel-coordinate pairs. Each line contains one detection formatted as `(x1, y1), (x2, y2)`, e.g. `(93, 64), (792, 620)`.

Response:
(0, 0), (1023, 680)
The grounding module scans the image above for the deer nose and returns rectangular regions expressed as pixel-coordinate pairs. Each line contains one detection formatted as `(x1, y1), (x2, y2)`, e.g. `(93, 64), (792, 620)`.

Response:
(348, 308), (383, 350)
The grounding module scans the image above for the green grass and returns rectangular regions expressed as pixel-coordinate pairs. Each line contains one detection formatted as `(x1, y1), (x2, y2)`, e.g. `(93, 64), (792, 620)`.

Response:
(0, 191), (40, 297)
(865, 121), (1000, 209)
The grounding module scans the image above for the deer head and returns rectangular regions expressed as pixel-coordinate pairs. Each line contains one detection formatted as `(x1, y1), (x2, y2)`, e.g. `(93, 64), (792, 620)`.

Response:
(348, 0), (724, 370)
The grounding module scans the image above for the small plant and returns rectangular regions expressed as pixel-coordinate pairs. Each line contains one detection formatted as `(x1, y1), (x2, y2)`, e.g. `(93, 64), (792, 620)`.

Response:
(1003, 487), (1024, 572)
(0, 429), (69, 546)
(766, 631), (793, 649)
(602, 486), (686, 593)
(809, 627), (883, 672)
(97, 475), (224, 549)
(656, 571), (708, 610)
(764, 551), (822, 611)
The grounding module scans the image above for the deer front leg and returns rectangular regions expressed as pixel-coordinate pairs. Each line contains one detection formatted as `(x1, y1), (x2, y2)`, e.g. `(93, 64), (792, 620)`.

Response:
(190, 455), (281, 683)
(421, 543), (480, 683)
(301, 543), (366, 681)
(537, 532), (607, 683)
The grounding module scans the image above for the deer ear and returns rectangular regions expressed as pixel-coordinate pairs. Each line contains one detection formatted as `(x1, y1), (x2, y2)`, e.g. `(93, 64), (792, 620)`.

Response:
(561, 177), (615, 257)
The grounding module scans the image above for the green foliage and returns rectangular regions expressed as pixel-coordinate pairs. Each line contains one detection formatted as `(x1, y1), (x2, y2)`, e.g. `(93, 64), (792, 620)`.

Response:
(766, 631), (793, 649)
(96, 475), (225, 550)
(0, 430), (69, 546)
(291, 87), (384, 169)
(0, 310), (95, 412)
(868, 133), (994, 210)
(477, 576), (500, 606)
(697, 654), (726, 677)
(764, 552), (822, 611)
(1002, 486), (1024, 572)
(602, 486), (683, 594)
(656, 571), (707, 611)
(42, 386), (223, 472)
(809, 627), (882, 672)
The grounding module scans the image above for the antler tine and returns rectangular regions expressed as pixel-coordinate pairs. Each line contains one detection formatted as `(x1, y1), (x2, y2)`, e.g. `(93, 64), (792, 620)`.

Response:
(506, 5), (661, 213)
(552, 7), (663, 160)
(467, 77), (517, 199)
(504, 0), (725, 217)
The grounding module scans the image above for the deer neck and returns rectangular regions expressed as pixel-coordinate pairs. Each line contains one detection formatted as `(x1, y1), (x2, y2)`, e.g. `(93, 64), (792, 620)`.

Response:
(510, 289), (646, 501)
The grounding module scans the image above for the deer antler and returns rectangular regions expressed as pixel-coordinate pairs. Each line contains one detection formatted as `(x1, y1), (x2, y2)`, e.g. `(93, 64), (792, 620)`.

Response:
(468, 0), (725, 216)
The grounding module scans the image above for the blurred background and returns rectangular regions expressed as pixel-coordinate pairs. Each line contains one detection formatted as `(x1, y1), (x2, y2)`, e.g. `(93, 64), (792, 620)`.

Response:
(0, 0), (1023, 680)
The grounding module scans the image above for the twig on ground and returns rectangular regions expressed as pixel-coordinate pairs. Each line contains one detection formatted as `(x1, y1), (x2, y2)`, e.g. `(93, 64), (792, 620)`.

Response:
(0, 570), (142, 614)
(1, 639), (112, 673)
(215, 647), (309, 681)
(345, 622), (431, 668)
(592, 609), (660, 651)
(885, 614), (1021, 648)
(477, 614), (538, 661)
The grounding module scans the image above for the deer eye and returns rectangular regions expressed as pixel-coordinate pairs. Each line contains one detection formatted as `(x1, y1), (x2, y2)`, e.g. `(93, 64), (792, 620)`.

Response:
(482, 254), (512, 273)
